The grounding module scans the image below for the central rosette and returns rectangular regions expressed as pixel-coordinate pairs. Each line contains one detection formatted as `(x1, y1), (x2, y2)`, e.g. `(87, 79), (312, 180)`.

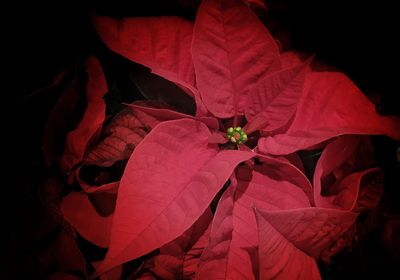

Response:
(226, 126), (248, 144)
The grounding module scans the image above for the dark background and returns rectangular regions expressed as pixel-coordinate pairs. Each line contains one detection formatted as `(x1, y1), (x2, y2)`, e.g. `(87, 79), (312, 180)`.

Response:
(16, 0), (399, 279)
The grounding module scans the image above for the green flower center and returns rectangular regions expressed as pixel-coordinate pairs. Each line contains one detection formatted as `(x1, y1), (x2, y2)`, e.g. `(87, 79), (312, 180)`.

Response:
(227, 127), (248, 144)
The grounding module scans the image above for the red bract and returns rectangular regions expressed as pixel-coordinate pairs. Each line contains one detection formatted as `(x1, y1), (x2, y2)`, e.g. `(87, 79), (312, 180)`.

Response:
(145, 208), (213, 279)
(61, 191), (113, 248)
(67, 0), (400, 278)
(60, 56), (107, 172)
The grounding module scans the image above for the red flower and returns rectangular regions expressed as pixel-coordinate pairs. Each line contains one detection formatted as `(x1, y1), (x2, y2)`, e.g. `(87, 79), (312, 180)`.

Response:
(51, 0), (400, 278)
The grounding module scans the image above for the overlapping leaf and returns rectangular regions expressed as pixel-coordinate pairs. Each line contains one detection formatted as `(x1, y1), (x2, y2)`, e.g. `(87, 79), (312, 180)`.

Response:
(192, 0), (280, 118)
(197, 158), (313, 280)
(76, 102), (191, 193)
(94, 119), (254, 276)
(92, 15), (196, 91)
(147, 208), (213, 279)
(258, 72), (400, 155)
(254, 208), (322, 280)
(245, 61), (310, 133)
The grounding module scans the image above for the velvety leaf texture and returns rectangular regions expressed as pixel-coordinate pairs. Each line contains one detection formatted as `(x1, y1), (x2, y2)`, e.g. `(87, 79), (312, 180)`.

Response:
(197, 159), (312, 280)
(257, 208), (357, 259)
(82, 108), (147, 167)
(37, 1), (400, 279)
(93, 15), (196, 91)
(258, 72), (400, 155)
(94, 119), (254, 276)
(192, 0), (279, 118)
(245, 61), (310, 134)
(148, 208), (213, 279)
(254, 208), (322, 280)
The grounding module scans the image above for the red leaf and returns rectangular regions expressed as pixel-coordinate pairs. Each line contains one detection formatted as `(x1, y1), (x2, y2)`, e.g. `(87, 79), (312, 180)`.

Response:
(317, 168), (384, 212)
(77, 102), (185, 193)
(258, 72), (400, 155)
(60, 56), (107, 172)
(92, 15), (196, 91)
(197, 159), (312, 279)
(192, 0), (279, 118)
(92, 262), (123, 280)
(313, 135), (381, 209)
(82, 108), (147, 168)
(61, 192), (113, 248)
(254, 208), (322, 280)
(126, 102), (219, 130)
(93, 119), (254, 276)
(148, 208), (213, 279)
(245, 61), (310, 133)
(255, 207), (357, 260)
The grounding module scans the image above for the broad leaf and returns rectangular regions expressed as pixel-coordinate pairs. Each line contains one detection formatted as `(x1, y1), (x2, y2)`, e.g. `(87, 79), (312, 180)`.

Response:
(258, 72), (400, 155)
(147, 208), (213, 279)
(76, 102), (190, 193)
(254, 208), (322, 280)
(192, 0), (279, 118)
(255, 207), (357, 260)
(197, 159), (312, 280)
(245, 61), (310, 133)
(127, 102), (219, 130)
(92, 16), (196, 91)
(93, 119), (254, 276)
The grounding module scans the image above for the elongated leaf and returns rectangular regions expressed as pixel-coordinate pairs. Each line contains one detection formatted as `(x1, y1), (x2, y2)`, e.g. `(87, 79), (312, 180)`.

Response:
(60, 56), (107, 172)
(192, 0), (279, 118)
(92, 16), (196, 90)
(148, 208), (213, 279)
(127, 102), (219, 130)
(256, 207), (357, 260)
(93, 119), (254, 276)
(258, 72), (400, 155)
(61, 192), (113, 248)
(197, 159), (312, 280)
(254, 208), (322, 280)
(245, 61), (309, 133)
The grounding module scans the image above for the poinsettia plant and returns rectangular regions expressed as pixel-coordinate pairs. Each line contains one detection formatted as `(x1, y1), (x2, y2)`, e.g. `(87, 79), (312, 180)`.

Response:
(37, 0), (400, 279)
